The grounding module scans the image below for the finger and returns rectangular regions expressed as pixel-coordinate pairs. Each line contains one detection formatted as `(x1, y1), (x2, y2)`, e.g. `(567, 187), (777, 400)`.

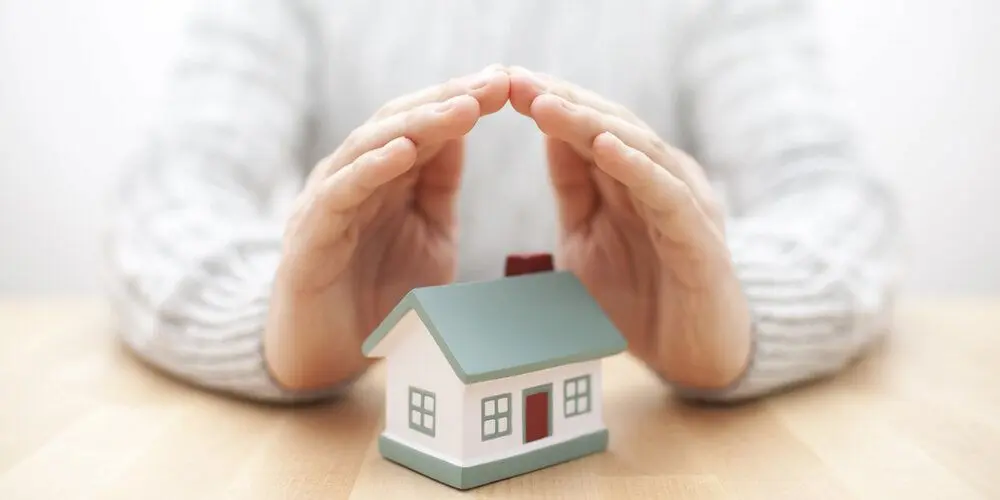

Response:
(415, 139), (464, 236)
(546, 136), (598, 232)
(531, 93), (656, 160)
(372, 65), (509, 120)
(321, 136), (418, 215)
(530, 93), (715, 207)
(333, 94), (480, 168)
(592, 132), (709, 238)
(507, 66), (544, 115)
(508, 66), (642, 124)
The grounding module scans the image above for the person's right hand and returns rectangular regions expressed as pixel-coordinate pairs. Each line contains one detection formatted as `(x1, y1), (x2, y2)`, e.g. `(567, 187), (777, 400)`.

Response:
(265, 66), (510, 390)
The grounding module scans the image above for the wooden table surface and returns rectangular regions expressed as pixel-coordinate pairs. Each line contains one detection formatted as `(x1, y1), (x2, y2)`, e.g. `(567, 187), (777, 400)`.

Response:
(1, 299), (998, 499)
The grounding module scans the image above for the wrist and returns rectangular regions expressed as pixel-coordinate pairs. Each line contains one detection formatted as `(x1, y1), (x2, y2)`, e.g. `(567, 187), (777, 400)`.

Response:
(263, 277), (370, 391)
(654, 273), (752, 389)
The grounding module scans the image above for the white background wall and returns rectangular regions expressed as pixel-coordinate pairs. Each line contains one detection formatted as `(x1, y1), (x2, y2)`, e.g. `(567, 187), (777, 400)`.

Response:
(1, 0), (998, 296)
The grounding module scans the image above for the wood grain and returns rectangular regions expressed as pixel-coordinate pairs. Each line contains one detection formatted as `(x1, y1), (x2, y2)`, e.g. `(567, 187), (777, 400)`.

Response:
(1, 298), (998, 499)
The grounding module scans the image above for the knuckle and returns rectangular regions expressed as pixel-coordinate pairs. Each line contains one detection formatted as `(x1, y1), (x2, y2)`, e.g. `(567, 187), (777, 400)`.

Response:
(382, 111), (420, 145)
(647, 133), (668, 154)
(342, 153), (366, 175)
(343, 121), (386, 156)
(561, 85), (581, 103)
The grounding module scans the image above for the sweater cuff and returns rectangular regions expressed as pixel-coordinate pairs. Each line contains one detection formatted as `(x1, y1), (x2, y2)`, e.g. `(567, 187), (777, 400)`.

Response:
(664, 232), (866, 403)
(121, 237), (354, 404)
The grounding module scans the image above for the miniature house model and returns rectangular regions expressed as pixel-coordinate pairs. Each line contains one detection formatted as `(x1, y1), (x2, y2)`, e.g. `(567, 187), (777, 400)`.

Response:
(361, 254), (627, 490)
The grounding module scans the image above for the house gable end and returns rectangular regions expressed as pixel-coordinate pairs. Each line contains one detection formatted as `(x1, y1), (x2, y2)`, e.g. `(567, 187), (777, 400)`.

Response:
(362, 293), (474, 383)
(383, 310), (466, 462)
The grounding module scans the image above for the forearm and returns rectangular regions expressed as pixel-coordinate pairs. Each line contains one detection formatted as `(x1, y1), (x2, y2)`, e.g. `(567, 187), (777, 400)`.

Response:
(103, 0), (342, 403)
(106, 201), (347, 403)
(666, 0), (901, 401)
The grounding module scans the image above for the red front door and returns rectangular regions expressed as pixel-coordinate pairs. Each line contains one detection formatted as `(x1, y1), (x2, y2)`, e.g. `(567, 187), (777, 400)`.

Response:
(524, 390), (550, 443)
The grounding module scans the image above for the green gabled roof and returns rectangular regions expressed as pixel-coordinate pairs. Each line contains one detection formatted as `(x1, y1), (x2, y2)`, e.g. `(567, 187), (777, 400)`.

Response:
(361, 271), (627, 384)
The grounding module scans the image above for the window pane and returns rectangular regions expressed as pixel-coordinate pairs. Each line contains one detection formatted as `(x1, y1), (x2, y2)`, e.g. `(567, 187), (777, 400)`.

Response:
(578, 377), (588, 393)
(484, 400), (495, 416)
(424, 414), (434, 430)
(565, 399), (576, 415)
(411, 410), (421, 425)
(579, 396), (589, 413)
(424, 395), (435, 412)
(484, 419), (496, 436)
(566, 381), (576, 397)
(411, 392), (421, 407)
(498, 396), (508, 414)
(498, 417), (508, 433)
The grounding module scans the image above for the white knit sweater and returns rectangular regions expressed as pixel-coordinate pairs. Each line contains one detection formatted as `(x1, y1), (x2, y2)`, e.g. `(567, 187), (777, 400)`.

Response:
(104, 0), (901, 403)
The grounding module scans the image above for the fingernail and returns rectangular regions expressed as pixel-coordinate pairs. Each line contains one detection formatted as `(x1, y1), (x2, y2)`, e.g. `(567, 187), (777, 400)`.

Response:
(509, 66), (545, 91)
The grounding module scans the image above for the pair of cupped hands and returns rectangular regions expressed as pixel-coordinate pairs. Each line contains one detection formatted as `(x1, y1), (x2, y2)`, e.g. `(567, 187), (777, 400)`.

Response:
(264, 65), (752, 395)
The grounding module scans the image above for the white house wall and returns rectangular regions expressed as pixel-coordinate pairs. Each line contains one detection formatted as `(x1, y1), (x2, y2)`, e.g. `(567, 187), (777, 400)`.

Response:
(460, 359), (604, 465)
(382, 310), (465, 464)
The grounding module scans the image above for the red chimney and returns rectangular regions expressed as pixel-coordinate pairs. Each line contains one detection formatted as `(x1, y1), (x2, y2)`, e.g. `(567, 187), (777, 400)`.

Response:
(504, 252), (555, 277)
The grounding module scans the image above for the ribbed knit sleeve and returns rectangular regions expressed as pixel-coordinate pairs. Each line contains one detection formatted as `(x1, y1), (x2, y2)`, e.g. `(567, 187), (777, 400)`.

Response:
(103, 0), (342, 402)
(671, 0), (902, 401)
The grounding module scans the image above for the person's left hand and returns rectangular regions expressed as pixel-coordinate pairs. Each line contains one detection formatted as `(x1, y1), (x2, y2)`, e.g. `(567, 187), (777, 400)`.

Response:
(508, 67), (753, 389)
